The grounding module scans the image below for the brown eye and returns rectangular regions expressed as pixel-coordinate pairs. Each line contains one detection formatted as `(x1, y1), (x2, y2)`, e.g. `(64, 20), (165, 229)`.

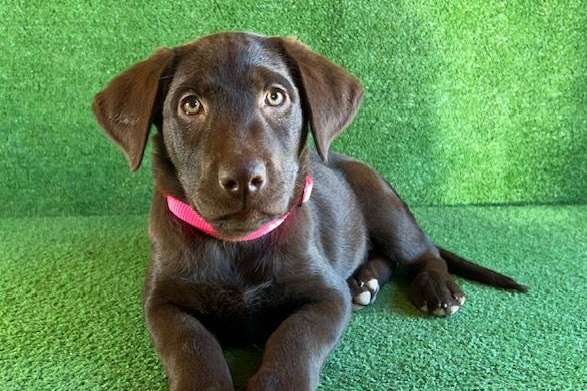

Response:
(181, 95), (202, 115)
(265, 88), (286, 107)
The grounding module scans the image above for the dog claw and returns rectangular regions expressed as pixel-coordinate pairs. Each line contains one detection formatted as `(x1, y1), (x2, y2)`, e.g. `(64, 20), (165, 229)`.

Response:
(356, 291), (371, 306)
(422, 304), (462, 317)
(350, 276), (382, 310)
(366, 279), (379, 291)
(448, 305), (460, 315)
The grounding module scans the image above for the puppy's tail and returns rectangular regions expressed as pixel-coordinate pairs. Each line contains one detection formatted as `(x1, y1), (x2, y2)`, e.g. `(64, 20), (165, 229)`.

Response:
(438, 247), (528, 292)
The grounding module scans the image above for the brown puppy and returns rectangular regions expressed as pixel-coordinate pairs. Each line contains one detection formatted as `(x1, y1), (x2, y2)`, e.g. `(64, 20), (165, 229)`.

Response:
(93, 32), (526, 391)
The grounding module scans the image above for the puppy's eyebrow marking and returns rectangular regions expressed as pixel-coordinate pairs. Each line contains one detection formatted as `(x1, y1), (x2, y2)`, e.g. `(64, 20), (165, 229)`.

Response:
(255, 66), (295, 93)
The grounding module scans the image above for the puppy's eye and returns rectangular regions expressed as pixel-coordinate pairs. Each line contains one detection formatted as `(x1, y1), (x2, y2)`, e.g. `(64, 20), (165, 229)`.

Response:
(180, 95), (203, 116)
(265, 88), (286, 107)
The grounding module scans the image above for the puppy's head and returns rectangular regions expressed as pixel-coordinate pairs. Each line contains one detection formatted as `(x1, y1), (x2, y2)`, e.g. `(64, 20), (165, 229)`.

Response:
(93, 32), (362, 237)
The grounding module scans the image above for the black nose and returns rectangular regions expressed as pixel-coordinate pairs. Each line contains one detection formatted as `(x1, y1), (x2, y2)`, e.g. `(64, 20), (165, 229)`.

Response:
(218, 160), (267, 196)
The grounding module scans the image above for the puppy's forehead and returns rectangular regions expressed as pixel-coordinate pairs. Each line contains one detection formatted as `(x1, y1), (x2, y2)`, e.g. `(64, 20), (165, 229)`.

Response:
(174, 33), (289, 84)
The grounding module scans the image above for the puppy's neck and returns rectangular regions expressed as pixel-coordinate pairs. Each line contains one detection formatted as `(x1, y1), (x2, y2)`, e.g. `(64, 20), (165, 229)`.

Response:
(152, 133), (187, 200)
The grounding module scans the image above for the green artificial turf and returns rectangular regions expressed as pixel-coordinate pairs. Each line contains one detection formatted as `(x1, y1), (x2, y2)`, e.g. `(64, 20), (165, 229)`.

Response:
(1, 1), (586, 390)
(1, 205), (586, 390)
(1, 0), (586, 217)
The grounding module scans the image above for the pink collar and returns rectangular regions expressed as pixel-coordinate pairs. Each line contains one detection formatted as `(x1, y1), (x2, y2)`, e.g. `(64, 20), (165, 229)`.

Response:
(166, 176), (313, 242)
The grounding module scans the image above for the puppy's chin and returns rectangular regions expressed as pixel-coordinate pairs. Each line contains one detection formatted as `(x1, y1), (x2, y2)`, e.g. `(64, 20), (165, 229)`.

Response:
(214, 219), (267, 237)
(193, 201), (287, 236)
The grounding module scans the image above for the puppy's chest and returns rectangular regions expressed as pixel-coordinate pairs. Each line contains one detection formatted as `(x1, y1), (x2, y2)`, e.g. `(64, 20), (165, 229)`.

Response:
(180, 246), (304, 342)
(194, 279), (277, 314)
(190, 255), (274, 309)
(191, 279), (298, 344)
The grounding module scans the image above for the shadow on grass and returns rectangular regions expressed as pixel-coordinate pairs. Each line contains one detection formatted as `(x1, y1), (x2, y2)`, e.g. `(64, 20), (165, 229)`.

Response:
(225, 346), (263, 390)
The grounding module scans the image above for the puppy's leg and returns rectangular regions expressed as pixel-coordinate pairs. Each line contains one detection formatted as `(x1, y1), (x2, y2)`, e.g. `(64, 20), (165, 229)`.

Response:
(247, 283), (351, 391)
(347, 255), (393, 310)
(336, 158), (464, 316)
(145, 300), (234, 391)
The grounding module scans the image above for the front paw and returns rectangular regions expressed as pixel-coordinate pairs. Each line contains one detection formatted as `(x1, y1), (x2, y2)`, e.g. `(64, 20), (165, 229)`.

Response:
(410, 270), (465, 316)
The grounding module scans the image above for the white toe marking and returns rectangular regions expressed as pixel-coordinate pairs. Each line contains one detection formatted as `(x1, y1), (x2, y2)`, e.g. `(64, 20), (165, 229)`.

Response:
(356, 291), (371, 305)
(448, 305), (460, 315)
(366, 279), (379, 292)
(433, 307), (446, 316)
(419, 304), (428, 313)
(458, 296), (466, 305)
(352, 304), (365, 311)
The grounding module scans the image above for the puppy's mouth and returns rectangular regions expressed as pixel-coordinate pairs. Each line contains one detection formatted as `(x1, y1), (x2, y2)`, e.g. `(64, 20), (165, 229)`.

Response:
(191, 202), (286, 237)
(211, 209), (282, 233)
(188, 187), (294, 238)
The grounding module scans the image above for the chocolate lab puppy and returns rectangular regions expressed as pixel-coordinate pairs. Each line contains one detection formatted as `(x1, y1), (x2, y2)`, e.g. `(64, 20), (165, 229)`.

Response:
(93, 32), (526, 391)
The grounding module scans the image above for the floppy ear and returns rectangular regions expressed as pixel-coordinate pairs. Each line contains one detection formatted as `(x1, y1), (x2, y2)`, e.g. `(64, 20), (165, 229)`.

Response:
(92, 48), (174, 171)
(279, 38), (363, 161)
